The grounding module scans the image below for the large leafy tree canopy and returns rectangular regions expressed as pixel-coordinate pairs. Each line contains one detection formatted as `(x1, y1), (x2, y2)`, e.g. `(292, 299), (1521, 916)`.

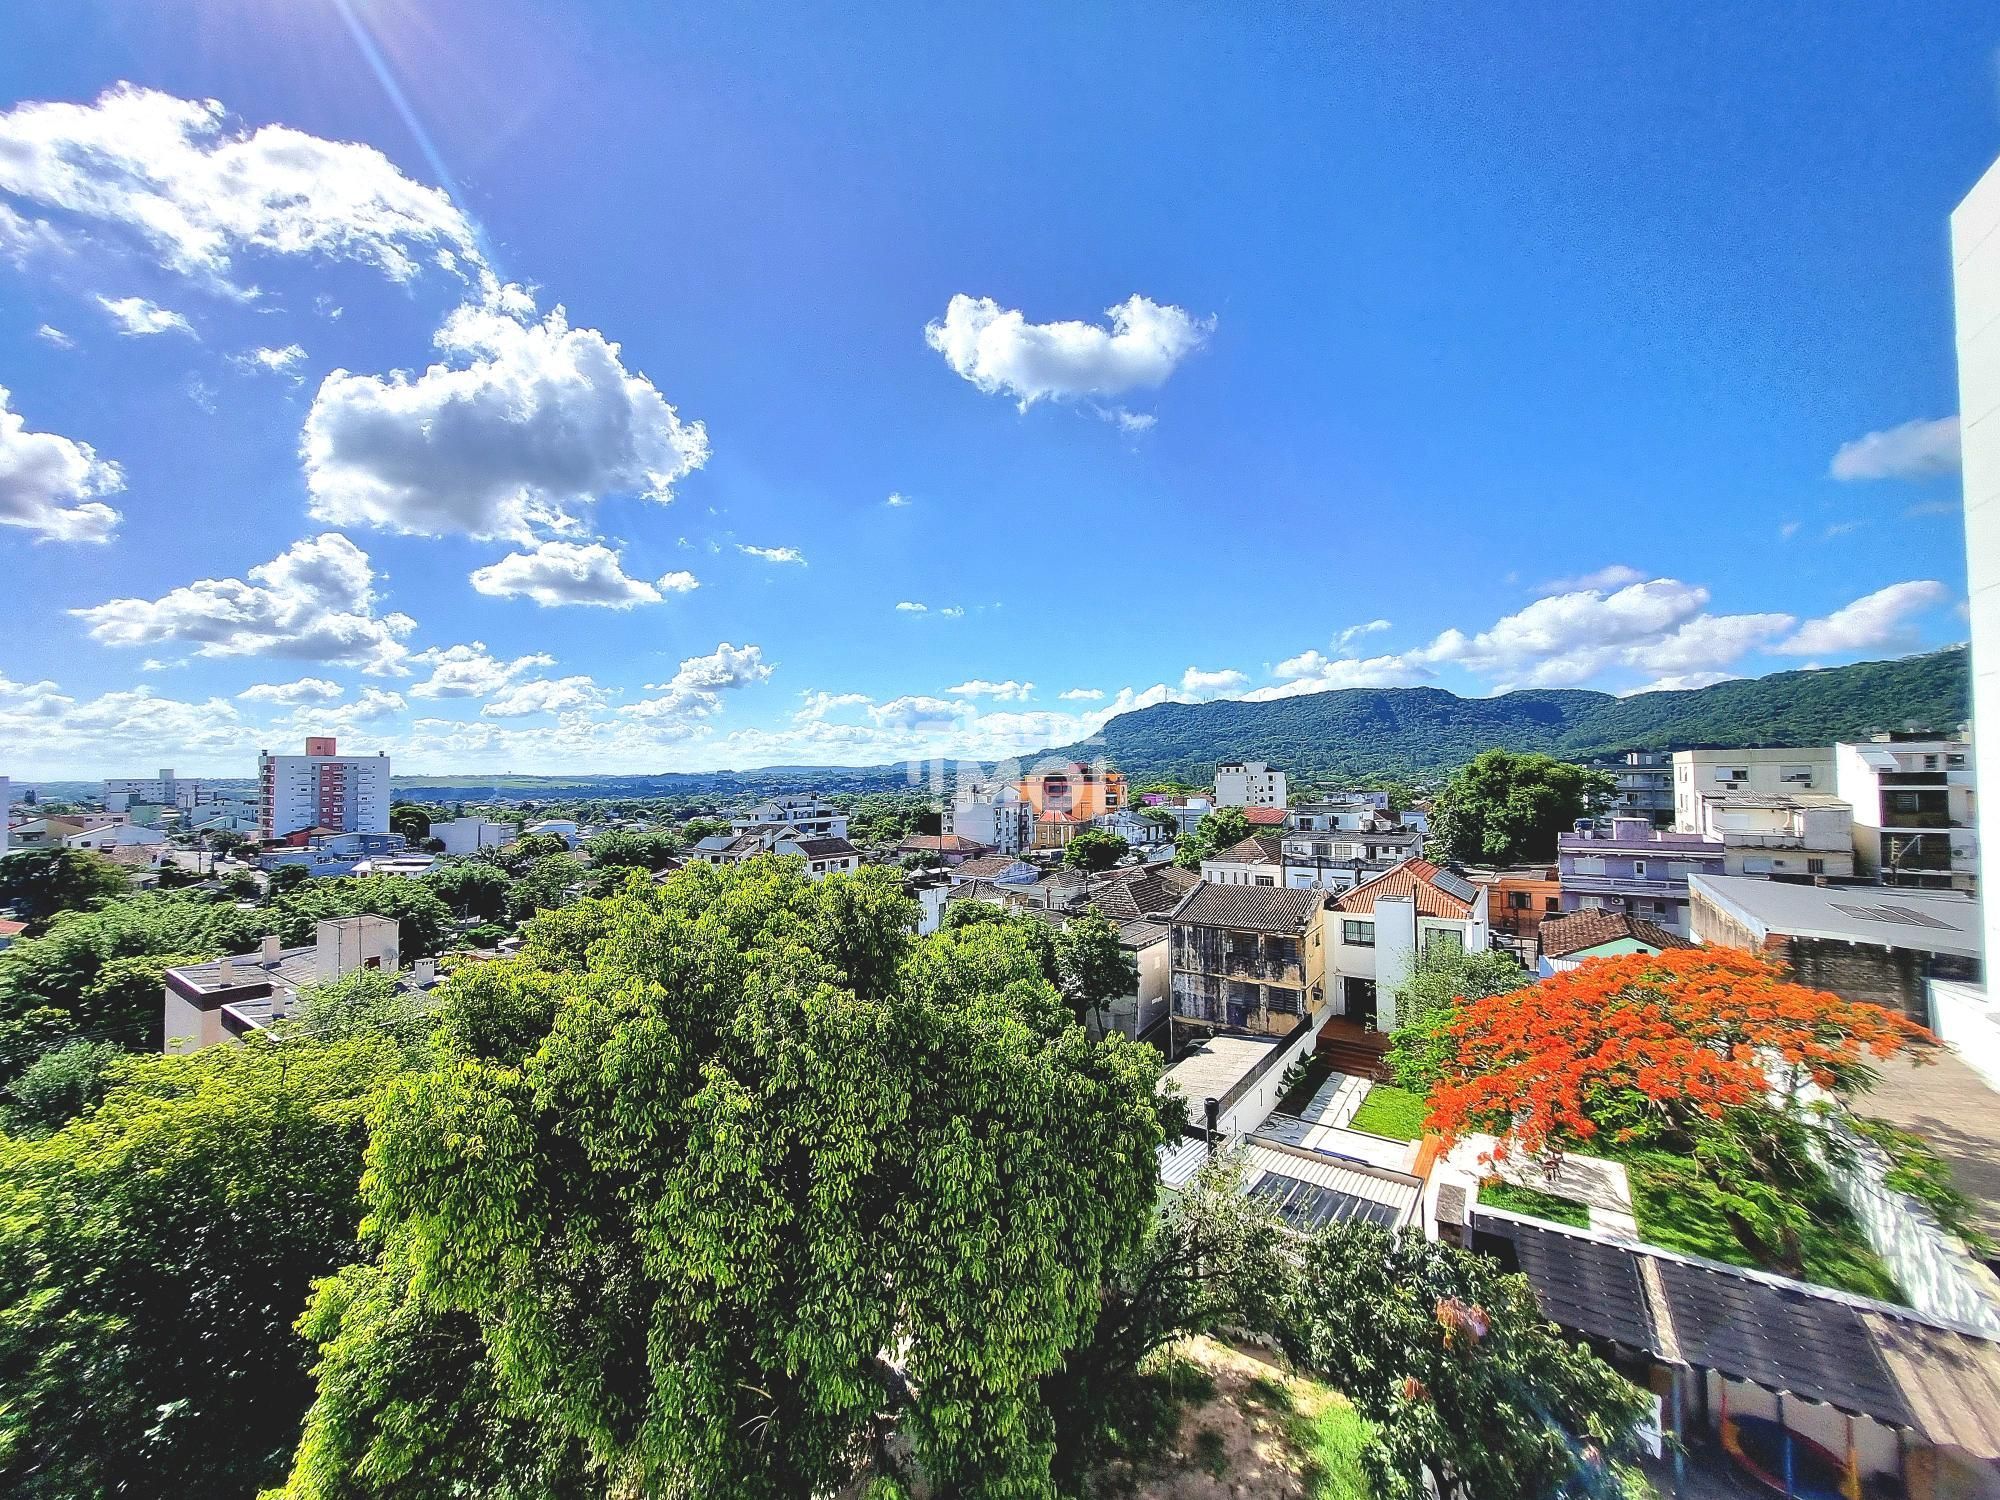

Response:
(1172, 806), (1254, 870)
(1424, 947), (1928, 1271)
(0, 847), (129, 932)
(1425, 749), (1613, 866)
(0, 1030), (415, 1500)
(1062, 830), (1128, 872)
(1384, 944), (1531, 1095)
(285, 861), (1170, 1499)
(1278, 1222), (1649, 1500)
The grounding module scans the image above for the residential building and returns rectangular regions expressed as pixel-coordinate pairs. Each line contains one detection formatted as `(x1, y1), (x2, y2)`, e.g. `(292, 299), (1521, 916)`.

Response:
(1953, 151), (2000, 995)
(1214, 760), (1287, 809)
(1167, 883), (1325, 1042)
(1277, 825), (1423, 888)
(945, 781), (1033, 853)
(730, 796), (848, 840)
(1834, 737), (1978, 892)
(1093, 807), (1171, 847)
(691, 832), (766, 867)
(690, 827), (862, 880)
(434, 817), (514, 856)
(182, 794), (262, 837)
(64, 822), (168, 853)
(104, 767), (214, 810)
(1688, 874), (1982, 1025)
(0, 775), (8, 857)
(1031, 809), (1085, 850)
(1286, 798), (1385, 832)
(7, 813), (126, 849)
(1678, 789), (1856, 879)
(524, 818), (583, 849)
(1595, 750), (1673, 827)
(1467, 865), (1562, 948)
(1015, 763), (1127, 821)
(1556, 816), (1724, 936)
(1671, 747), (1834, 829)
(783, 835), (862, 879)
(895, 832), (990, 866)
(1535, 909), (1690, 976)
(948, 854), (1041, 885)
(163, 916), (440, 1052)
(1201, 834), (1285, 886)
(0, 919), (24, 950)
(259, 830), (408, 878)
(258, 737), (390, 842)
(1324, 859), (1488, 1031)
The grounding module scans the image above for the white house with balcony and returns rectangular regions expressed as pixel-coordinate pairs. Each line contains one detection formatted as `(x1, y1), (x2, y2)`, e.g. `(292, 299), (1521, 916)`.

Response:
(945, 782), (1034, 853)
(731, 796), (848, 841)
(1835, 737), (1978, 892)
(1671, 747), (1833, 830)
(1323, 859), (1489, 1031)
(1678, 790), (1856, 879)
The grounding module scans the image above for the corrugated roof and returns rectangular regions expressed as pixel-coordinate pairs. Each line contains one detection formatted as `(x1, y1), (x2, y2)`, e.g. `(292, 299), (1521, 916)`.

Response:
(1171, 881), (1318, 933)
(1688, 875), (1982, 959)
(1331, 858), (1477, 918)
(1241, 1139), (1422, 1231)
(1864, 1312), (2000, 1461)
(1538, 908), (1693, 958)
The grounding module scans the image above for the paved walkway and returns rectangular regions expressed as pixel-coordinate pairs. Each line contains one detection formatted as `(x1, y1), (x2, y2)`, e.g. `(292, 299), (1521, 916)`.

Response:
(1260, 1071), (1420, 1173)
(1856, 1046), (2000, 1244)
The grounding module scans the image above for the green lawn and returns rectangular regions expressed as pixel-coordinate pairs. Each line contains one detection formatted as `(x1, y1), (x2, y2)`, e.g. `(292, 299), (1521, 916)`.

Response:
(1478, 1179), (1592, 1229)
(1347, 1084), (1427, 1142)
(1243, 1371), (1374, 1500)
(1619, 1151), (1902, 1302)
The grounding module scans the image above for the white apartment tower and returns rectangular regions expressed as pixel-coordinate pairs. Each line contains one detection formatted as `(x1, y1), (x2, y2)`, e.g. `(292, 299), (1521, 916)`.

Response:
(257, 738), (391, 842)
(1954, 155), (2000, 963)
(1214, 760), (1287, 809)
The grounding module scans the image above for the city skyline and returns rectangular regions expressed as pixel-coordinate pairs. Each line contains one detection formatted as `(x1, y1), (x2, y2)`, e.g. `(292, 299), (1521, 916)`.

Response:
(1, 4), (1993, 778)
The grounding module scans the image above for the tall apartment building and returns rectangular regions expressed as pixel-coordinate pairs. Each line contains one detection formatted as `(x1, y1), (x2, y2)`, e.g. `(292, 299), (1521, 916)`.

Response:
(1671, 747), (1834, 831)
(1834, 737), (1977, 892)
(0, 774), (9, 857)
(1213, 760), (1287, 809)
(257, 737), (391, 842)
(729, 795), (847, 840)
(1015, 764), (1127, 820)
(1597, 750), (1673, 827)
(945, 781), (1034, 853)
(1953, 153), (2000, 968)
(103, 767), (212, 810)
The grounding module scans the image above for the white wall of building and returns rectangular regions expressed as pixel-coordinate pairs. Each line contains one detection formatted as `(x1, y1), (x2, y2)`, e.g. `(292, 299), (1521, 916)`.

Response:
(1955, 154), (2000, 975)
(1835, 739), (1977, 888)
(1214, 761), (1287, 809)
(1671, 748), (1833, 830)
(258, 744), (391, 840)
(435, 817), (515, 856)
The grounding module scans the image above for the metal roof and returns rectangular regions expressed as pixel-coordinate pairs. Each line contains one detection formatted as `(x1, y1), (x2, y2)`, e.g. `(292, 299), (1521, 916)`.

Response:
(1688, 874), (1982, 959)
(1240, 1139), (1422, 1231)
(1170, 881), (1318, 932)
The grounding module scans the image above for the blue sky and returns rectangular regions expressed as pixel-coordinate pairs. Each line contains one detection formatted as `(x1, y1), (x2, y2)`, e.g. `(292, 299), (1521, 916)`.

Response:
(0, 2), (1992, 778)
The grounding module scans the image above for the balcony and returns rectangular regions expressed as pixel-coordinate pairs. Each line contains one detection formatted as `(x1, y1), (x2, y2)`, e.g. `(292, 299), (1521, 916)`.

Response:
(1559, 872), (1685, 901)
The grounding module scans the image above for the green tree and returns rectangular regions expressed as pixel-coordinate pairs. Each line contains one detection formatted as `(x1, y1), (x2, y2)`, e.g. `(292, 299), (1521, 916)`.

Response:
(1057, 910), (1137, 1033)
(0, 847), (129, 932)
(676, 816), (733, 844)
(1277, 1222), (1649, 1500)
(265, 876), (454, 958)
(282, 862), (1168, 1499)
(267, 863), (311, 897)
(0, 1034), (414, 1499)
(1063, 829), (1129, 872)
(583, 827), (680, 872)
(0, 1039), (127, 1137)
(388, 804), (431, 843)
(1425, 750), (1613, 866)
(941, 899), (1061, 987)
(424, 859), (512, 923)
(505, 854), (579, 922)
(1173, 806), (1254, 870)
(1384, 945), (1530, 1095)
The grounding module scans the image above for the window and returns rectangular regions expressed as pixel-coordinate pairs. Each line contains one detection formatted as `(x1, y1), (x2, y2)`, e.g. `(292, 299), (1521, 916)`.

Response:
(1631, 860), (1647, 878)
(1255, 875), (1275, 887)
(1807, 858), (1825, 875)
(1780, 764), (1814, 786)
(1424, 928), (1464, 960)
(1545, 896), (1560, 911)
(1716, 766), (1748, 783)
(1507, 891), (1531, 910)
(1342, 920), (1375, 947)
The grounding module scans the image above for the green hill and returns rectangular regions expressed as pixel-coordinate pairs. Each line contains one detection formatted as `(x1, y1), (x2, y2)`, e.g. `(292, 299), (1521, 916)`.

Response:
(1035, 646), (1971, 786)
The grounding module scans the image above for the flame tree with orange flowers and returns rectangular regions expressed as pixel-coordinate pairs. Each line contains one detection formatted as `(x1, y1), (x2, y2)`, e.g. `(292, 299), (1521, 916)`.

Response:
(1425, 946), (1930, 1277)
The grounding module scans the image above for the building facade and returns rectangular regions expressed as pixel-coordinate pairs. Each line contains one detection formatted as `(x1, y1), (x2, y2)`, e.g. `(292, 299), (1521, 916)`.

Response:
(1015, 764), (1127, 821)
(434, 817), (514, 856)
(1324, 859), (1488, 1031)
(1556, 816), (1725, 936)
(730, 796), (848, 840)
(946, 781), (1034, 853)
(1678, 790), (1857, 879)
(257, 737), (390, 842)
(1835, 737), (1978, 892)
(1596, 750), (1673, 827)
(1671, 747), (1834, 831)
(1167, 883), (1325, 1041)
(1952, 151), (2000, 992)
(1214, 760), (1287, 809)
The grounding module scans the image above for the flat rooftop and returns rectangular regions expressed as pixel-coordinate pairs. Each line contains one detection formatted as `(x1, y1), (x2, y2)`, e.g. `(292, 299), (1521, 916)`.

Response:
(1162, 1032), (1286, 1125)
(1690, 874), (1982, 959)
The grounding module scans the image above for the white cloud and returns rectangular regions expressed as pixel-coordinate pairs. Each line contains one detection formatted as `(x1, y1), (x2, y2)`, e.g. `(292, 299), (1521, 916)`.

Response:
(1333, 619), (1391, 649)
(656, 570), (699, 592)
(738, 543), (805, 564)
(937, 606), (965, 618)
(1181, 666), (1249, 696)
(232, 342), (305, 377)
(796, 690), (872, 722)
(895, 601), (927, 613)
(1245, 653), (1428, 700)
(96, 295), (194, 338)
(1108, 408), (1156, 433)
(868, 695), (970, 731)
(1775, 580), (1950, 657)
(0, 84), (481, 288)
(1415, 577), (1712, 687)
(1830, 416), (1960, 482)
(886, 491), (912, 507)
(1538, 564), (1645, 594)
(1629, 671), (1741, 694)
(238, 676), (344, 705)
(72, 532), (414, 673)
(306, 686), (407, 727)
(623, 642), (771, 722)
(947, 679), (1034, 701)
(482, 675), (608, 719)
(34, 323), (72, 348)
(1780, 521), (1801, 541)
(925, 293), (1212, 410)
(470, 539), (694, 609)
(407, 642), (555, 700)
(1059, 687), (1105, 701)
(303, 295), (708, 540)
(0, 385), (124, 542)
(0, 672), (244, 776)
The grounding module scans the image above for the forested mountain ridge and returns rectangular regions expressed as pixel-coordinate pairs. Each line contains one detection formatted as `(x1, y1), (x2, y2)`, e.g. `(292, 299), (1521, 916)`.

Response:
(1036, 645), (1971, 786)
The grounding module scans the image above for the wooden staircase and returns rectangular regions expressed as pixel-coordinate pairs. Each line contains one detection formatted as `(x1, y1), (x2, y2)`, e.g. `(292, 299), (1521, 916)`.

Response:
(1316, 1018), (1392, 1082)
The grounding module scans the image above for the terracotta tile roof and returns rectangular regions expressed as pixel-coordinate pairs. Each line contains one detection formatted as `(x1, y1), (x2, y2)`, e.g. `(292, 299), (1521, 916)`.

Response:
(1088, 864), (1199, 922)
(1242, 806), (1288, 826)
(898, 833), (987, 852)
(1170, 881), (1318, 934)
(1330, 858), (1478, 919)
(1537, 909), (1691, 959)
(1206, 834), (1284, 866)
(954, 854), (1028, 879)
